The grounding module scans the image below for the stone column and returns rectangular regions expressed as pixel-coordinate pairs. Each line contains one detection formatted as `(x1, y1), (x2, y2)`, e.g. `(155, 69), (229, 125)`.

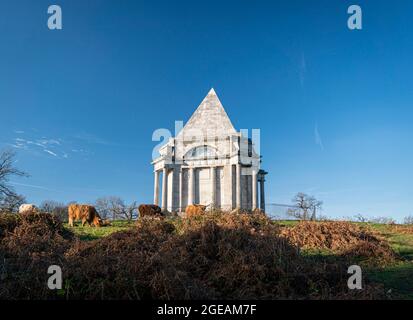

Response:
(211, 167), (216, 209)
(252, 170), (258, 210)
(260, 176), (265, 212)
(179, 168), (183, 212)
(169, 168), (174, 212)
(161, 167), (168, 211)
(236, 164), (241, 209)
(154, 170), (160, 206)
(230, 164), (234, 209)
(188, 167), (195, 205)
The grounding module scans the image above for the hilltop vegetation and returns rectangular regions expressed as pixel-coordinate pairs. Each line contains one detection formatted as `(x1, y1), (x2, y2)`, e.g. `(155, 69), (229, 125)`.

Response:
(0, 211), (412, 299)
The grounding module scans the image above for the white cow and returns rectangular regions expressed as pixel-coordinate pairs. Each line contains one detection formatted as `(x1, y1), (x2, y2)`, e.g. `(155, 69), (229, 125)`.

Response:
(18, 204), (38, 214)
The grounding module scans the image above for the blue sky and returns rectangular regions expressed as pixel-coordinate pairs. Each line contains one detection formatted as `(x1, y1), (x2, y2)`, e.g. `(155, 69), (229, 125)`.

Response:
(0, 0), (412, 221)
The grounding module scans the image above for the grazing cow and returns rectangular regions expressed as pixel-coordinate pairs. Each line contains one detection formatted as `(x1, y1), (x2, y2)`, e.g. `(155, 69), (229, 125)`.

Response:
(68, 204), (104, 227)
(19, 204), (38, 215)
(138, 204), (163, 218)
(185, 204), (207, 218)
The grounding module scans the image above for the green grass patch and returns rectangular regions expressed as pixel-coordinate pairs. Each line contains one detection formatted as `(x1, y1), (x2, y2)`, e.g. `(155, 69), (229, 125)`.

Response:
(363, 223), (413, 299)
(276, 220), (299, 227)
(369, 224), (413, 260)
(367, 262), (413, 299)
(65, 220), (134, 241)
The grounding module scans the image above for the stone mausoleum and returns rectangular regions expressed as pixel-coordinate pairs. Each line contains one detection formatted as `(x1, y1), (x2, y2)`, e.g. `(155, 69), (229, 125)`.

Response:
(152, 89), (267, 213)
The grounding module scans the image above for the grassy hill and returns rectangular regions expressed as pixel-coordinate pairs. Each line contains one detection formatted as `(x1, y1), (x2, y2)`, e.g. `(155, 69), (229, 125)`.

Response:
(1, 212), (412, 299)
(66, 219), (413, 299)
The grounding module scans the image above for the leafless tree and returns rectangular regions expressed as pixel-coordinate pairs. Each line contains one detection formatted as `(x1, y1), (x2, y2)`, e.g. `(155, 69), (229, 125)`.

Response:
(288, 192), (323, 221)
(404, 215), (413, 225)
(353, 213), (368, 223)
(95, 197), (112, 219)
(0, 150), (28, 197)
(309, 197), (323, 221)
(95, 196), (138, 221)
(122, 200), (138, 221)
(369, 216), (396, 225)
(0, 193), (26, 213)
(39, 200), (68, 221)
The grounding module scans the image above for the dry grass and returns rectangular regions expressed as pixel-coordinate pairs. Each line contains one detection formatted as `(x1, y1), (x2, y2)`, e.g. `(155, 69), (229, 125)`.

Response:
(0, 212), (390, 300)
(63, 219), (176, 299)
(0, 213), (20, 239)
(279, 221), (397, 266)
(386, 224), (413, 235)
(0, 212), (74, 299)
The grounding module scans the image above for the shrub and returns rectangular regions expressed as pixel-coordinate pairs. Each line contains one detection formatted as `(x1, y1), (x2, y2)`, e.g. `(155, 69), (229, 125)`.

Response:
(279, 221), (397, 266)
(63, 213), (386, 300)
(0, 213), (20, 238)
(0, 211), (388, 300)
(0, 212), (74, 299)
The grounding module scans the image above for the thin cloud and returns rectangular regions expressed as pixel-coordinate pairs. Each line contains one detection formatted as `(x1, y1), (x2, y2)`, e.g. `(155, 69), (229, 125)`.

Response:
(44, 149), (58, 157)
(38, 138), (61, 146)
(11, 142), (27, 149)
(10, 181), (106, 194)
(314, 123), (324, 151)
(9, 181), (58, 192)
(8, 131), (87, 159)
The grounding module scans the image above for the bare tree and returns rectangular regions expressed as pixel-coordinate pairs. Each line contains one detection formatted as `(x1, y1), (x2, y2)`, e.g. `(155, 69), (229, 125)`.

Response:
(95, 196), (138, 221)
(288, 192), (323, 221)
(369, 216), (396, 225)
(106, 197), (123, 220)
(122, 200), (138, 221)
(95, 197), (112, 219)
(0, 193), (26, 213)
(353, 213), (368, 223)
(39, 200), (68, 221)
(0, 150), (28, 197)
(308, 196), (323, 221)
(404, 215), (413, 225)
